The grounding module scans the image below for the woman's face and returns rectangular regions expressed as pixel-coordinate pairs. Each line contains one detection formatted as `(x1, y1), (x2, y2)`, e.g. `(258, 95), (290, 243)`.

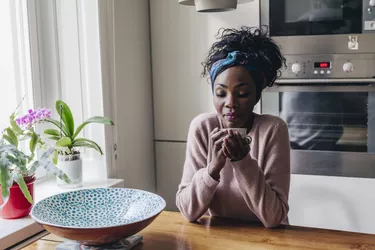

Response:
(213, 66), (257, 128)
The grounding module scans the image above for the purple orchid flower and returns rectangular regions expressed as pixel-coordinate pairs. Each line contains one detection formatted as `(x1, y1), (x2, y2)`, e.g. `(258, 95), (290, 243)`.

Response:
(15, 108), (52, 129)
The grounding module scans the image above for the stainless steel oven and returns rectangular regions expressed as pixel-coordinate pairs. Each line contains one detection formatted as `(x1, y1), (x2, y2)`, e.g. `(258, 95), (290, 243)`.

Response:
(260, 1), (375, 178)
(261, 53), (375, 178)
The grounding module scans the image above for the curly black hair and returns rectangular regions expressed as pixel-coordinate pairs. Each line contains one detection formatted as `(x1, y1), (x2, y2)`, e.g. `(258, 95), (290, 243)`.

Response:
(202, 26), (286, 101)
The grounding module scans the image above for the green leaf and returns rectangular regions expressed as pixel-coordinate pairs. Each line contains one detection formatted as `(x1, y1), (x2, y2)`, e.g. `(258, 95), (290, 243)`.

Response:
(29, 133), (38, 156)
(52, 150), (58, 165)
(10, 120), (23, 135)
(41, 148), (55, 161)
(56, 100), (74, 136)
(5, 155), (27, 172)
(27, 161), (39, 176)
(3, 146), (28, 159)
(0, 145), (15, 153)
(45, 118), (69, 137)
(44, 129), (61, 137)
(37, 137), (45, 146)
(72, 138), (103, 155)
(12, 171), (33, 204)
(0, 157), (13, 210)
(73, 116), (114, 139)
(56, 137), (72, 147)
(40, 159), (71, 184)
(3, 135), (14, 146)
(5, 128), (18, 147)
(48, 136), (61, 141)
(4, 147), (29, 167)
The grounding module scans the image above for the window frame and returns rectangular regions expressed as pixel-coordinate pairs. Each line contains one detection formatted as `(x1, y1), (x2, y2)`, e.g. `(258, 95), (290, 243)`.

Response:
(29, 0), (111, 181)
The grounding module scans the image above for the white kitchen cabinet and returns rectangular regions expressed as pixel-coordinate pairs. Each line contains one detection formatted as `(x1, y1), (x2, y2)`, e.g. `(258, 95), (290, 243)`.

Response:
(150, 1), (214, 141)
(100, 0), (155, 191)
(289, 175), (375, 234)
(150, 0), (259, 141)
(155, 141), (187, 211)
(154, 143), (375, 234)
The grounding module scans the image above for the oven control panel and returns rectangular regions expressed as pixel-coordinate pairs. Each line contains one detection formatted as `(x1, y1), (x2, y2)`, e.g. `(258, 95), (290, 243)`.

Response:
(281, 54), (375, 79)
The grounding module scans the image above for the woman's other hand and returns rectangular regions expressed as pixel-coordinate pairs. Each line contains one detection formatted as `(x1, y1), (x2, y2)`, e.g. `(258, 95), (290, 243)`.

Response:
(223, 130), (250, 161)
(208, 128), (228, 180)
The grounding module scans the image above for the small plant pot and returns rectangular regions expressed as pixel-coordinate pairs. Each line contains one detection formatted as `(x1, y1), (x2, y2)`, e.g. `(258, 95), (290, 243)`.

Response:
(0, 176), (36, 219)
(56, 153), (83, 188)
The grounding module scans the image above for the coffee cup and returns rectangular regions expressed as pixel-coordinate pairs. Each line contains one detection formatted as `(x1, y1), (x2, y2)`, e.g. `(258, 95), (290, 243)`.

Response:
(227, 128), (247, 138)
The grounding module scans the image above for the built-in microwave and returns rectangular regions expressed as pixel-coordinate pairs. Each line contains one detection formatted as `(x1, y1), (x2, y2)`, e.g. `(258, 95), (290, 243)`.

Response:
(260, 0), (375, 55)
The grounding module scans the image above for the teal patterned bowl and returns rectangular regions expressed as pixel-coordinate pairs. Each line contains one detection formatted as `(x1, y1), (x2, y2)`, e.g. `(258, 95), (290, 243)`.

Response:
(30, 188), (166, 245)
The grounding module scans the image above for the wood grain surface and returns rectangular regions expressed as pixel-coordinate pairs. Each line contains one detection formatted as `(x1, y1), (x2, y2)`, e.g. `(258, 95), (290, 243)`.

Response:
(22, 211), (375, 250)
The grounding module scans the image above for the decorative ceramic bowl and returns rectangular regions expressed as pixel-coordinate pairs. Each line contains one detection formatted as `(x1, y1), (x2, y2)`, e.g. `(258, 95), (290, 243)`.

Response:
(30, 188), (166, 246)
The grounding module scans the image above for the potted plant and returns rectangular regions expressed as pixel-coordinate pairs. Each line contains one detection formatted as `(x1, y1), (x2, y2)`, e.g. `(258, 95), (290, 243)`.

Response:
(0, 109), (70, 219)
(44, 100), (114, 188)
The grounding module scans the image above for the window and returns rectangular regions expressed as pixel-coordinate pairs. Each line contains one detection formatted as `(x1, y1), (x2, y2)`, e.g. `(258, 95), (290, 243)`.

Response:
(1, 0), (109, 182)
(0, 0), (34, 130)
(0, 1), (112, 247)
(0, 0), (47, 179)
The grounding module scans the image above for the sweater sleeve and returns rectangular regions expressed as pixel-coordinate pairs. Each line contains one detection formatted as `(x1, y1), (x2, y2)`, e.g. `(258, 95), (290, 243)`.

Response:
(176, 118), (219, 222)
(231, 121), (291, 228)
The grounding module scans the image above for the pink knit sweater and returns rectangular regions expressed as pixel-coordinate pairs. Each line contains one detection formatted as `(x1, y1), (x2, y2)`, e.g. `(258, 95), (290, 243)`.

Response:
(176, 112), (290, 228)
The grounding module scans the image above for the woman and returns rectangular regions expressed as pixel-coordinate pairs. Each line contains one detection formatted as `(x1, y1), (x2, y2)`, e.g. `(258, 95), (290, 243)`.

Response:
(176, 26), (291, 228)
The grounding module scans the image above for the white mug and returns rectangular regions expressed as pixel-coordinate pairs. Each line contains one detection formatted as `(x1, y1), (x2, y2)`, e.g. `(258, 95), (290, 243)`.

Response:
(227, 128), (247, 138)
(226, 128), (252, 145)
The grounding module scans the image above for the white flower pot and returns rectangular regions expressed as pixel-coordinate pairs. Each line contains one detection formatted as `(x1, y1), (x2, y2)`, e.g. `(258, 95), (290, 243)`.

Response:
(56, 153), (83, 188)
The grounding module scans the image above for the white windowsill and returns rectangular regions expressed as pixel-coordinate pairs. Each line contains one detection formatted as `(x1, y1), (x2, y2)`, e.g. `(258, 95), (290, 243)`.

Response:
(0, 177), (124, 249)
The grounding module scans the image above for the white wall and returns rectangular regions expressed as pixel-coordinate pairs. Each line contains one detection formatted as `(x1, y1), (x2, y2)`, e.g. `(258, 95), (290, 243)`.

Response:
(150, 0), (375, 234)
(99, 0), (155, 192)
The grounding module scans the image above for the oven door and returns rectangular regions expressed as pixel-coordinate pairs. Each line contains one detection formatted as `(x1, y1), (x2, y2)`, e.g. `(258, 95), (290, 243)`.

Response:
(268, 0), (363, 36)
(261, 80), (375, 178)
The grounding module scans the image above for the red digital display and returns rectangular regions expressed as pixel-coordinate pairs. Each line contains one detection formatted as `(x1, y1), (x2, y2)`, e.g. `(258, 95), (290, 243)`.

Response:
(314, 62), (331, 68)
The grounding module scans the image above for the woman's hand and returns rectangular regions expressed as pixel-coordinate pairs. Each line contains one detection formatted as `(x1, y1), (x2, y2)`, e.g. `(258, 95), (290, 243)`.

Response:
(208, 128), (228, 180)
(222, 130), (250, 161)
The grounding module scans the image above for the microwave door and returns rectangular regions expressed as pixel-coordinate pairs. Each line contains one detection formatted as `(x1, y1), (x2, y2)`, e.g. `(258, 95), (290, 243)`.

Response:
(268, 0), (362, 36)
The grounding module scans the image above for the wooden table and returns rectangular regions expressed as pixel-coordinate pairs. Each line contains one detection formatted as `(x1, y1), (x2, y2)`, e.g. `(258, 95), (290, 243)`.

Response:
(23, 211), (375, 250)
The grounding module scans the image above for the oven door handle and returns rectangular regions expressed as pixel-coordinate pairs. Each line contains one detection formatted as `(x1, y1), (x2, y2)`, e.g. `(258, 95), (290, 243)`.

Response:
(268, 78), (375, 92)
(275, 78), (375, 85)
(264, 78), (375, 92)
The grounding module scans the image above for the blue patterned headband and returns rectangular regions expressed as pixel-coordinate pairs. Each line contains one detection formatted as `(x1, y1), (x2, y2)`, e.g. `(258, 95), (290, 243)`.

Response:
(209, 51), (256, 88)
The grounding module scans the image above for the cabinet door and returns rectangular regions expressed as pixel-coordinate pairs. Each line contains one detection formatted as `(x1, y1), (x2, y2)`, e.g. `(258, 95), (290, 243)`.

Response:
(155, 141), (187, 211)
(150, 0), (259, 141)
(150, 0), (213, 141)
(289, 175), (375, 234)
(103, 0), (155, 191)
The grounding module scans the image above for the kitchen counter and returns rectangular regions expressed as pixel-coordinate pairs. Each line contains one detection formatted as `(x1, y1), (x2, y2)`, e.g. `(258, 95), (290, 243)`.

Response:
(23, 211), (375, 249)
